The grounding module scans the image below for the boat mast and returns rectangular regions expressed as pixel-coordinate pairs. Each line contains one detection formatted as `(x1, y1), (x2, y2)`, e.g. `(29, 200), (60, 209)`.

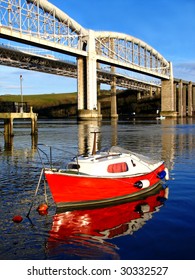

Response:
(91, 131), (100, 155)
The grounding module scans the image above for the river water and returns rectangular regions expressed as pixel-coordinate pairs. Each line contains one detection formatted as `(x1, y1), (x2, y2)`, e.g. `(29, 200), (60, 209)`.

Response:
(0, 118), (195, 260)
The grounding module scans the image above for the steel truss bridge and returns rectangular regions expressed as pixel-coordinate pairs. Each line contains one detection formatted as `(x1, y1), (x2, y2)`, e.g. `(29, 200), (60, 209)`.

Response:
(0, 0), (174, 119)
(0, 44), (161, 91)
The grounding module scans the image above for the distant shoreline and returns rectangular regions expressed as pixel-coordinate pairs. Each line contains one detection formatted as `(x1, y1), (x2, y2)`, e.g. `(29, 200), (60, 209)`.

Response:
(0, 89), (161, 118)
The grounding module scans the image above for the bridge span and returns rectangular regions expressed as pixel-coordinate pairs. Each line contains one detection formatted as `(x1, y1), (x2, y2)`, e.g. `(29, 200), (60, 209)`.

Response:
(0, 44), (161, 91)
(0, 0), (194, 119)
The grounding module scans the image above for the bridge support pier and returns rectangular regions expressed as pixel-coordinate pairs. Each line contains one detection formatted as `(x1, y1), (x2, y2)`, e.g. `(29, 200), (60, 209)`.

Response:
(77, 109), (100, 120)
(161, 78), (177, 117)
(188, 82), (193, 117)
(77, 30), (101, 121)
(161, 63), (177, 117)
(193, 86), (195, 115)
(178, 80), (186, 117)
(110, 92), (118, 119)
(176, 80), (194, 117)
(110, 69), (118, 120)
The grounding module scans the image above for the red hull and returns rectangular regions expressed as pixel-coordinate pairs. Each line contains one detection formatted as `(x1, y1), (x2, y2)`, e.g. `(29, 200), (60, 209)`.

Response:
(45, 163), (166, 208)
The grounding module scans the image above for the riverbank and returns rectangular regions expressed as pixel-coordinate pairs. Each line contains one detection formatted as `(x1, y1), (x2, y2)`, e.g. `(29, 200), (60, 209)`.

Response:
(0, 89), (161, 119)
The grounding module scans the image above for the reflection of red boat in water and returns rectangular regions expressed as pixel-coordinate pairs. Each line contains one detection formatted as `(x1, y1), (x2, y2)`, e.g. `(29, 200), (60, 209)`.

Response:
(47, 185), (169, 259)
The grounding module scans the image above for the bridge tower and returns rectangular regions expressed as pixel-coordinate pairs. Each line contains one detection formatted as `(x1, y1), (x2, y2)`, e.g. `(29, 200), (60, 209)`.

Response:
(77, 30), (100, 120)
(161, 63), (177, 117)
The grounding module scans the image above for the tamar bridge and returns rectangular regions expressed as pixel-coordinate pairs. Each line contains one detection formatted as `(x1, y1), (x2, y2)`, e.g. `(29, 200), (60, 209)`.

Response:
(0, 0), (195, 121)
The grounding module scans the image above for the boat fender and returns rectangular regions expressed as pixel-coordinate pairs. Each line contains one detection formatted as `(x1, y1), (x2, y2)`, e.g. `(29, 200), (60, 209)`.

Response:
(164, 168), (169, 180)
(157, 170), (166, 179)
(134, 179), (150, 189)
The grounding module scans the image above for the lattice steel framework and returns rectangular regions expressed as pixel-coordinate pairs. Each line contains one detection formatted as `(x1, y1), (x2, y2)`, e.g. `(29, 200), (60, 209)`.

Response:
(0, 0), (88, 49)
(0, 44), (159, 92)
(0, 0), (171, 79)
(95, 32), (171, 79)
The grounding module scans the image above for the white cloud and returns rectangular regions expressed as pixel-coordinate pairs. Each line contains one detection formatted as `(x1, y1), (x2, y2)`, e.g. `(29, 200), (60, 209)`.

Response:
(173, 62), (195, 81)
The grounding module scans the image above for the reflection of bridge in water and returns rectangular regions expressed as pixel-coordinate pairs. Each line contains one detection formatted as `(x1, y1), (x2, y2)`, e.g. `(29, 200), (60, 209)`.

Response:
(77, 118), (195, 173)
(1, 0), (194, 119)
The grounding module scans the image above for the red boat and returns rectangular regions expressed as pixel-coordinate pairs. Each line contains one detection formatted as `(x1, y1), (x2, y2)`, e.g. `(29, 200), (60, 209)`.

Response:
(38, 132), (169, 209)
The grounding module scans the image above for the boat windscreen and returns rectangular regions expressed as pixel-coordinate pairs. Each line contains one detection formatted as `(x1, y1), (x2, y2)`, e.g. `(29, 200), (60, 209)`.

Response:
(109, 146), (160, 164)
(109, 146), (130, 154)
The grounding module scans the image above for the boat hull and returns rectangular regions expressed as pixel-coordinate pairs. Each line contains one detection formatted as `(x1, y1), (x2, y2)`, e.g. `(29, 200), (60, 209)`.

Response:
(44, 163), (166, 208)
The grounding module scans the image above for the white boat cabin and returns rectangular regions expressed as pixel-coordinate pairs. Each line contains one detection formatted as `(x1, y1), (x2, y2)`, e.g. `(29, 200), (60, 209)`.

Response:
(67, 146), (163, 177)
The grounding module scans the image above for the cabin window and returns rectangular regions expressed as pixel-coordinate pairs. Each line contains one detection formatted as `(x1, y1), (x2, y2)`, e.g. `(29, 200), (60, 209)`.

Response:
(107, 162), (128, 173)
(67, 163), (80, 170)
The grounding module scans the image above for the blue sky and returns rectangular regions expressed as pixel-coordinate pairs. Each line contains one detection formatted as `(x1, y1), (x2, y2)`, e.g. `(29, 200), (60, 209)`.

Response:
(0, 0), (195, 95)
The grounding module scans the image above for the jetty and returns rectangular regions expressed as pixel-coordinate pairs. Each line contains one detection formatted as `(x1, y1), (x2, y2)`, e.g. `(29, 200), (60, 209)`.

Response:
(0, 101), (38, 137)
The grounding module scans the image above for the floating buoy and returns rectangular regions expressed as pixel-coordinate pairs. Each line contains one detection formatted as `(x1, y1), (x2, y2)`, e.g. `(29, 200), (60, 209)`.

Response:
(157, 170), (166, 179)
(37, 203), (48, 215)
(12, 215), (23, 223)
(37, 203), (48, 211)
(134, 179), (150, 189)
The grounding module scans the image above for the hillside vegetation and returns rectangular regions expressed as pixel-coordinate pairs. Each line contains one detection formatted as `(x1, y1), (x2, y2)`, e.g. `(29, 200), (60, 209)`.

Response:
(0, 92), (77, 108)
(0, 90), (160, 118)
(0, 92), (77, 118)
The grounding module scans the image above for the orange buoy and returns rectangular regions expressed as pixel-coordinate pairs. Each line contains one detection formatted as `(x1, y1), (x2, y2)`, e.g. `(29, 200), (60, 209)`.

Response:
(12, 215), (23, 223)
(37, 203), (48, 215)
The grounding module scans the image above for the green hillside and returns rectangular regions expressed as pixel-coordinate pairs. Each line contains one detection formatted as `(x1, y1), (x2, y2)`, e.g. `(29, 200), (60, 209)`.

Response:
(0, 92), (77, 108)
(0, 92), (78, 118)
(0, 90), (161, 118)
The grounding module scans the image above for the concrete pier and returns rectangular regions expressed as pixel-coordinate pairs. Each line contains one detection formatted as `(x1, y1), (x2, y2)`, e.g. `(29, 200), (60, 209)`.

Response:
(77, 30), (100, 120)
(174, 79), (195, 117)
(161, 62), (177, 117)
(188, 82), (193, 117)
(110, 66), (118, 120)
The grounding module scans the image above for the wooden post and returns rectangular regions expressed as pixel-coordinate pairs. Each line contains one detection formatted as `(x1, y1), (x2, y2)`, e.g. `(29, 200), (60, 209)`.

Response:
(4, 118), (14, 136)
(31, 115), (38, 135)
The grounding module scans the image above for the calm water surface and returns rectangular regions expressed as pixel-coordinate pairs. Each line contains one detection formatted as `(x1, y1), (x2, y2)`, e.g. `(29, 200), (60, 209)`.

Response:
(0, 118), (195, 260)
